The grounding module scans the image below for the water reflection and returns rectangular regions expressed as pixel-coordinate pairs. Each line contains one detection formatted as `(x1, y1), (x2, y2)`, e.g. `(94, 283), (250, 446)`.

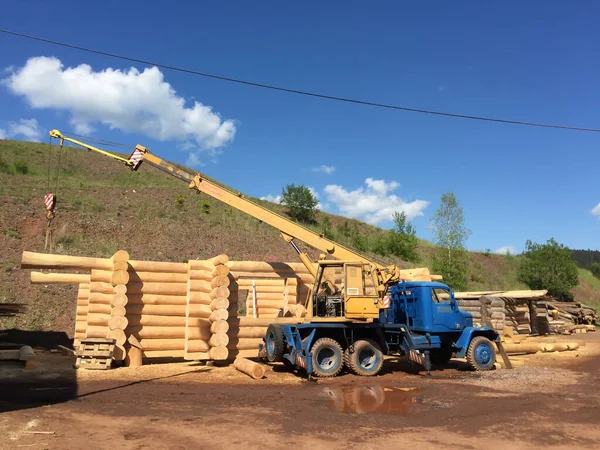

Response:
(324, 386), (422, 415)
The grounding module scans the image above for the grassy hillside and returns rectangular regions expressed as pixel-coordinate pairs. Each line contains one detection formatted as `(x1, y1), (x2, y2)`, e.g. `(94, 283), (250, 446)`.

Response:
(1, 139), (598, 334)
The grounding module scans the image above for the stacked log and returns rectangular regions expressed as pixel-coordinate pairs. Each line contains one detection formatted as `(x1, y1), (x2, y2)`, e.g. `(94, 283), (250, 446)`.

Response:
(74, 279), (90, 345)
(107, 250), (129, 361)
(504, 297), (531, 334)
(185, 255), (230, 361)
(457, 296), (505, 334)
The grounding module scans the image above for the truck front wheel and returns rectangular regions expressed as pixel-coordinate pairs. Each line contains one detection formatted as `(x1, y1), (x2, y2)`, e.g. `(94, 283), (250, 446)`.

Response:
(311, 338), (343, 377)
(344, 339), (384, 376)
(466, 336), (496, 371)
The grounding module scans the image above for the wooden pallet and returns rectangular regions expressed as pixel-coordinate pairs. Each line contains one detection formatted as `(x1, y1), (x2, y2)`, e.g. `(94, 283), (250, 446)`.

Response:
(75, 338), (115, 370)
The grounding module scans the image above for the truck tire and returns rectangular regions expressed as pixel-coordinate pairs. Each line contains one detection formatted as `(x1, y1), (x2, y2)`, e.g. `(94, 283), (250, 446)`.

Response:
(430, 347), (453, 366)
(311, 338), (343, 378)
(265, 324), (285, 362)
(466, 336), (496, 371)
(344, 339), (384, 376)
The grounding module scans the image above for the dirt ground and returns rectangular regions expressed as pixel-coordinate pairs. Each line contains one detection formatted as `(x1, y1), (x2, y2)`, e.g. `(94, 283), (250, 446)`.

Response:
(1, 332), (599, 450)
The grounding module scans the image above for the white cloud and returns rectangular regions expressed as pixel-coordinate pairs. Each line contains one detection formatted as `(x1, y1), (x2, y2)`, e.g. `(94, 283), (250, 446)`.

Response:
(591, 203), (600, 219)
(260, 194), (282, 204)
(2, 65), (15, 74)
(324, 178), (429, 225)
(0, 118), (42, 141)
(3, 56), (235, 164)
(312, 165), (336, 174)
(494, 246), (517, 255)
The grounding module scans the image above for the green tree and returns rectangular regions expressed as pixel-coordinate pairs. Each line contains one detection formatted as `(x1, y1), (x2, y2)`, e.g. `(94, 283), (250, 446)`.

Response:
(430, 192), (471, 290)
(518, 238), (579, 300)
(280, 184), (319, 223)
(591, 261), (600, 279)
(387, 211), (419, 261)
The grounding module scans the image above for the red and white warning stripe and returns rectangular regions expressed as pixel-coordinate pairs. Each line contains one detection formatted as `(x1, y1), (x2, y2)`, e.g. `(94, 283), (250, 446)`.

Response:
(128, 148), (145, 170)
(43, 193), (55, 211)
(383, 294), (391, 309)
(408, 349), (425, 366)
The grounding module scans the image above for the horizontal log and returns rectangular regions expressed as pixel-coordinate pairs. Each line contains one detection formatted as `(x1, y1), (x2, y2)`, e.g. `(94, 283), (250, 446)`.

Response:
(234, 357), (265, 379)
(186, 339), (211, 352)
(228, 338), (264, 350)
(502, 343), (539, 354)
(247, 295), (285, 304)
(188, 304), (213, 318)
(143, 349), (185, 358)
(183, 351), (211, 361)
(245, 308), (283, 316)
(188, 291), (212, 304)
(189, 279), (212, 293)
(22, 251), (112, 271)
(89, 314), (203, 328)
(90, 282), (115, 294)
(187, 260), (214, 271)
(86, 313), (111, 326)
(88, 303), (112, 315)
(92, 269), (189, 283)
(228, 327), (267, 339)
(75, 321), (86, 333)
(246, 299), (286, 309)
(126, 282), (188, 296)
(128, 260), (188, 274)
(30, 271), (90, 285)
(76, 307), (87, 316)
(127, 304), (186, 317)
(189, 270), (212, 282)
(90, 292), (187, 306)
(209, 332), (229, 347)
(140, 338), (186, 351)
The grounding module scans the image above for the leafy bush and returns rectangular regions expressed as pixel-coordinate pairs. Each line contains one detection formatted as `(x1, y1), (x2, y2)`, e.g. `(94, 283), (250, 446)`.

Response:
(201, 200), (211, 214)
(387, 211), (419, 262)
(280, 184), (318, 223)
(518, 238), (579, 301)
(13, 160), (29, 174)
(175, 195), (185, 209)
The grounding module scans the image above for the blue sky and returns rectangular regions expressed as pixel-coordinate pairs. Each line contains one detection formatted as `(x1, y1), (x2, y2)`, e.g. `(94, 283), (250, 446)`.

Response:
(1, 1), (598, 253)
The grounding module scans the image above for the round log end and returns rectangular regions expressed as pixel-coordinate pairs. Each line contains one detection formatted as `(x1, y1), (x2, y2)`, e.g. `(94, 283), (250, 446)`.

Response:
(208, 345), (228, 360)
(210, 320), (229, 334)
(210, 308), (229, 322)
(108, 315), (128, 331)
(111, 271), (130, 286)
(112, 250), (130, 263)
(107, 328), (127, 346)
(114, 284), (127, 295)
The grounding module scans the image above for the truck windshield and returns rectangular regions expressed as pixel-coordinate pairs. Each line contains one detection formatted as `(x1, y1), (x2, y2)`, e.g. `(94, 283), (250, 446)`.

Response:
(432, 288), (452, 304)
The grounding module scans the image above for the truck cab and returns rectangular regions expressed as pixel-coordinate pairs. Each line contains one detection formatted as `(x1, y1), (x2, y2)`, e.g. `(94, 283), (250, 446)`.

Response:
(383, 281), (473, 334)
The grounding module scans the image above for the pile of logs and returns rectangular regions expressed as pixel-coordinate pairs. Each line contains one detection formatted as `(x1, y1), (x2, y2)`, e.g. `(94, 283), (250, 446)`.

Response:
(544, 301), (597, 326)
(457, 296), (506, 334)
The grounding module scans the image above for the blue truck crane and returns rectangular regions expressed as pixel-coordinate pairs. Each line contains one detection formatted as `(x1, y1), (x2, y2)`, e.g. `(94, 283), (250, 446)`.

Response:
(263, 274), (507, 377)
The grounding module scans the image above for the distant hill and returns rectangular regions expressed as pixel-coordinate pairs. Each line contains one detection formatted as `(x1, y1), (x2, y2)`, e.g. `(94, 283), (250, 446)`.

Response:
(1, 138), (598, 335)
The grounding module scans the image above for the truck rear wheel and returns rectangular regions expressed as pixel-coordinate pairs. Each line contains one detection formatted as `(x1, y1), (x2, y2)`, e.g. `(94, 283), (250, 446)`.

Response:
(344, 339), (384, 376)
(466, 336), (496, 371)
(311, 338), (343, 378)
(265, 324), (285, 362)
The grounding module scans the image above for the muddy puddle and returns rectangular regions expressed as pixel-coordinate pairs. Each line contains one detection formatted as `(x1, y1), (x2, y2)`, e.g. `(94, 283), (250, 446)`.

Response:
(323, 386), (422, 415)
